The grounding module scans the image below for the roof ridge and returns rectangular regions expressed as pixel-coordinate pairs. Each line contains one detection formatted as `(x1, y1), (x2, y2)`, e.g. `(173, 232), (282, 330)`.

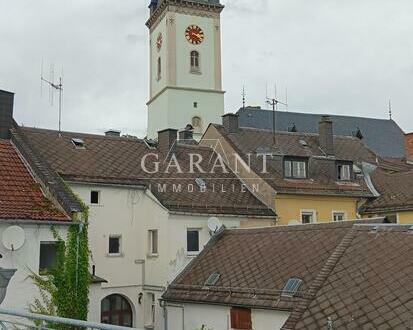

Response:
(281, 226), (358, 329)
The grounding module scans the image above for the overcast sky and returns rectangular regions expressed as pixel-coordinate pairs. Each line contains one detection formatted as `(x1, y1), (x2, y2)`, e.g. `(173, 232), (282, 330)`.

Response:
(1, 0), (412, 137)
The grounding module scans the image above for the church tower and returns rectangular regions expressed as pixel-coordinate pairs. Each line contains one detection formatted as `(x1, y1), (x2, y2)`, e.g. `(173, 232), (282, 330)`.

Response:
(146, 0), (225, 140)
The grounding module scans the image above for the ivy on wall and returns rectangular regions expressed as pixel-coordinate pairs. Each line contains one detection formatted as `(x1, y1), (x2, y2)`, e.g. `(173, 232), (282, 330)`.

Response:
(30, 199), (90, 329)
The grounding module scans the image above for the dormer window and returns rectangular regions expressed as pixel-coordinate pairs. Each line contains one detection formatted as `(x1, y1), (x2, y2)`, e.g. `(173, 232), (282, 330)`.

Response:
(284, 157), (308, 179)
(337, 162), (352, 181)
(71, 138), (85, 149)
(190, 50), (200, 73)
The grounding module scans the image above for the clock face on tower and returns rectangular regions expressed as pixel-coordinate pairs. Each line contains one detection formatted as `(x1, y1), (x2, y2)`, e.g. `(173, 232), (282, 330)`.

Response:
(185, 25), (204, 45)
(156, 33), (163, 51)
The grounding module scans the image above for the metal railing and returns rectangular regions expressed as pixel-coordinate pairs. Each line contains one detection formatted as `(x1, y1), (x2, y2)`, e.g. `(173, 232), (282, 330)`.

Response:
(0, 307), (144, 329)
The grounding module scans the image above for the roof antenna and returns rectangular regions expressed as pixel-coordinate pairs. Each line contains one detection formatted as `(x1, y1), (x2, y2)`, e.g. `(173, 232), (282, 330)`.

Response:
(242, 85), (246, 109)
(285, 87), (289, 111)
(266, 83), (288, 146)
(388, 99), (392, 120)
(41, 61), (64, 135)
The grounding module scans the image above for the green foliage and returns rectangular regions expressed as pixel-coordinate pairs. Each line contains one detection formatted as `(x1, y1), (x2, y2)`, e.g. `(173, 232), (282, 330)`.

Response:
(30, 202), (90, 329)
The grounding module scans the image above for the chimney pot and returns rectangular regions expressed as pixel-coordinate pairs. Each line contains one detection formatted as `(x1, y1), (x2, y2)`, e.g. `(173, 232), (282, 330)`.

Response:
(105, 129), (121, 137)
(0, 90), (14, 140)
(319, 115), (334, 155)
(222, 113), (239, 133)
(158, 128), (178, 153)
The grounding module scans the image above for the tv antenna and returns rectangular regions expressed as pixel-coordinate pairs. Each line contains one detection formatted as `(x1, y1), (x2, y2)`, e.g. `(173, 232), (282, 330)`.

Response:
(41, 61), (64, 133)
(242, 85), (246, 109)
(266, 83), (288, 145)
(388, 99), (392, 120)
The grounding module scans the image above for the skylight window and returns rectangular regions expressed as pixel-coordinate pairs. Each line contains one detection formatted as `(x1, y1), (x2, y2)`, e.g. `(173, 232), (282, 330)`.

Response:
(195, 178), (206, 190)
(204, 273), (220, 287)
(281, 278), (302, 297)
(71, 138), (85, 149)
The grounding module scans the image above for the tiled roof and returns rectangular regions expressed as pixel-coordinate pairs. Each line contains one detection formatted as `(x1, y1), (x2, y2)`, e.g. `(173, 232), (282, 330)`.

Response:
(163, 221), (357, 309)
(237, 107), (406, 158)
(284, 225), (413, 329)
(213, 124), (376, 197)
(0, 140), (69, 221)
(163, 221), (413, 329)
(14, 127), (274, 217)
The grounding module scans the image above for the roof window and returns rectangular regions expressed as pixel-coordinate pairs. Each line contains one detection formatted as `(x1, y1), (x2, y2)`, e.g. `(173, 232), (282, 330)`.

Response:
(281, 278), (302, 297)
(71, 138), (85, 149)
(195, 178), (206, 190)
(204, 273), (220, 287)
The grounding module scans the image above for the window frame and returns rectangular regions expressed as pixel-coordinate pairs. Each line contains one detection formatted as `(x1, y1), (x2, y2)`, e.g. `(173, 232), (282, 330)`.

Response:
(148, 230), (159, 257)
(332, 211), (347, 222)
(186, 228), (201, 256)
(336, 161), (353, 181)
(190, 50), (201, 74)
(90, 190), (101, 205)
(39, 241), (59, 275)
(284, 157), (309, 179)
(300, 209), (316, 224)
(108, 235), (122, 257)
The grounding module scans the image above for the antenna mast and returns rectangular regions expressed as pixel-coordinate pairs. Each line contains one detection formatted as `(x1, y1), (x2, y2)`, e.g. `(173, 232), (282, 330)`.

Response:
(266, 83), (288, 145)
(388, 99), (392, 120)
(242, 85), (246, 109)
(41, 63), (64, 133)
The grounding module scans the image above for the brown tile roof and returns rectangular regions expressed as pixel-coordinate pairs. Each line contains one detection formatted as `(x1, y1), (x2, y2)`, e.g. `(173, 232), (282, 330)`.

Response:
(163, 221), (357, 309)
(361, 165), (413, 214)
(0, 140), (69, 221)
(14, 127), (274, 217)
(284, 225), (413, 329)
(163, 221), (413, 329)
(213, 125), (377, 197)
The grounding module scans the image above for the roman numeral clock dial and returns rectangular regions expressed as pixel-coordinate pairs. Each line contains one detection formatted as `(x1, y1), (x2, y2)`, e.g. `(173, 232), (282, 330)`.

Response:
(185, 25), (204, 45)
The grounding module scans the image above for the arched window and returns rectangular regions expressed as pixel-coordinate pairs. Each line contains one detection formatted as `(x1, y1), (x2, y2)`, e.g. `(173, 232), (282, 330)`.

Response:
(190, 51), (200, 72)
(157, 57), (161, 80)
(192, 116), (202, 133)
(101, 294), (133, 327)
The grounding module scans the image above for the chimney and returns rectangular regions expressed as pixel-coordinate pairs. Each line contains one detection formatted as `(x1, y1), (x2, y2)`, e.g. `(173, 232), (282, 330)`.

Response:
(158, 128), (178, 153)
(319, 115), (334, 155)
(222, 113), (239, 133)
(179, 125), (194, 141)
(405, 133), (413, 162)
(0, 90), (14, 139)
(105, 129), (121, 137)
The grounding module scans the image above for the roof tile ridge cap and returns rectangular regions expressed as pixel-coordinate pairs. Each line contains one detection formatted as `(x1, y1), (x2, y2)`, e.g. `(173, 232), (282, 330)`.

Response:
(10, 128), (82, 215)
(164, 228), (227, 292)
(281, 226), (357, 330)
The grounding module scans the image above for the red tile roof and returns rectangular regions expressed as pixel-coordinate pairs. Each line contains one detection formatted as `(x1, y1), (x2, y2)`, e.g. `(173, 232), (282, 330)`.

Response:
(0, 140), (70, 221)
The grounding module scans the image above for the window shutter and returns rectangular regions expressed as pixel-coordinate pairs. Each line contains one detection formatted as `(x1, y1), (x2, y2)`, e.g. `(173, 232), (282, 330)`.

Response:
(230, 308), (252, 329)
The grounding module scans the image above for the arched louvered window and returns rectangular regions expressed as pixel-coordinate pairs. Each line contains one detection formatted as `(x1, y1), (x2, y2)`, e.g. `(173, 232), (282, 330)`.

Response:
(190, 51), (200, 72)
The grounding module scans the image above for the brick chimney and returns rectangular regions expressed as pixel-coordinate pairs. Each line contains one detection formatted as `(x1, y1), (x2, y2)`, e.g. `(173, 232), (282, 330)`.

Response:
(319, 115), (334, 155)
(222, 113), (239, 133)
(158, 129), (178, 153)
(0, 90), (14, 139)
(405, 133), (413, 162)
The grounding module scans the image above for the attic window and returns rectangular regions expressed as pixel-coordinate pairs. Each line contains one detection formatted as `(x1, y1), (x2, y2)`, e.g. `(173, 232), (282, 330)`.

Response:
(337, 162), (352, 181)
(71, 138), (85, 149)
(144, 138), (158, 150)
(195, 178), (206, 190)
(281, 278), (302, 297)
(204, 273), (220, 287)
(299, 139), (308, 147)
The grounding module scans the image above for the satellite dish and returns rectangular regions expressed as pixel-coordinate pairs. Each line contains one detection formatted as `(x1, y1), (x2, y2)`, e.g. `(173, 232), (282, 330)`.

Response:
(2, 226), (26, 251)
(207, 217), (222, 233)
(288, 220), (301, 226)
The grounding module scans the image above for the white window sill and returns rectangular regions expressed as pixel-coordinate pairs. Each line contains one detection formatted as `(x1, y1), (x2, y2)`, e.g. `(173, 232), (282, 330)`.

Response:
(106, 253), (124, 258)
(186, 251), (199, 258)
(147, 253), (159, 259)
(190, 70), (202, 75)
(90, 203), (104, 207)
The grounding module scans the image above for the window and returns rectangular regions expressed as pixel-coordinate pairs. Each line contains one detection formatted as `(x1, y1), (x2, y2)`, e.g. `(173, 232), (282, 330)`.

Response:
(301, 210), (315, 224)
(193, 102), (198, 108)
(101, 294), (133, 327)
(148, 293), (155, 326)
(384, 213), (398, 224)
(157, 57), (161, 80)
(337, 162), (352, 181)
(148, 230), (158, 255)
(284, 158), (308, 179)
(190, 50), (200, 72)
(108, 236), (121, 255)
(90, 190), (100, 204)
(187, 229), (200, 254)
(39, 241), (58, 274)
(230, 307), (252, 330)
(333, 212), (346, 222)
(204, 273), (220, 287)
(281, 278), (303, 297)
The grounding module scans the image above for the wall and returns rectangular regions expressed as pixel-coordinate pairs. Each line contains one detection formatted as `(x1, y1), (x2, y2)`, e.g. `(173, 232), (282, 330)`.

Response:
(398, 211), (413, 224)
(0, 222), (68, 317)
(405, 133), (413, 162)
(165, 303), (290, 330)
(275, 194), (359, 225)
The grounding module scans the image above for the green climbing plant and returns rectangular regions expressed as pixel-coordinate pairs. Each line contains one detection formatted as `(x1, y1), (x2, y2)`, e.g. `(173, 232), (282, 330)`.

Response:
(30, 200), (90, 329)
